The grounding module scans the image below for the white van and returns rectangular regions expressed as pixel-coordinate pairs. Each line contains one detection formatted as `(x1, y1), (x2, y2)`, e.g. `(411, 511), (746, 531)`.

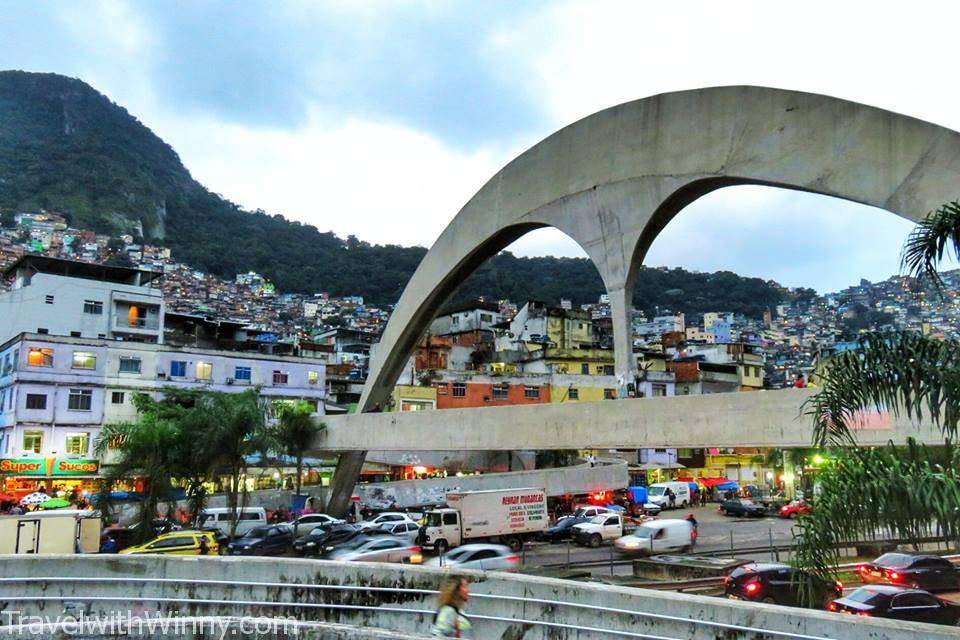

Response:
(199, 507), (267, 538)
(614, 519), (695, 555)
(646, 482), (691, 509)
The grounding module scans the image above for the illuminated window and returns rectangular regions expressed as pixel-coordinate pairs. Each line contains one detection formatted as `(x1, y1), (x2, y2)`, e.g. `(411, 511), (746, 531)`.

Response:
(27, 347), (53, 367)
(23, 431), (42, 453)
(72, 351), (97, 370)
(307, 371), (319, 385)
(127, 305), (140, 327)
(108, 434), (126, 449)
(67, 389), (92, 411)
(65, 432), (89, 455)
(196, 362), (213, 381)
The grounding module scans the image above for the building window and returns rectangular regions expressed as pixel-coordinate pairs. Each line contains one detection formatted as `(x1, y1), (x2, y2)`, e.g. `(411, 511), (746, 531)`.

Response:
(108, 434), (126, 449)
(604, 388), (616, 400)
(118, 357), (142, 374)
(2, 353), (11, 375)
(272, 370), (289, 385)
(25, 394), (47, 410)
(603, 365), (615, 375)
(65, 432), (90, 455)
(83, 300), (103, 315)
(72, 351), (97, 370)
(196, 362), (213, 381)
(493, 386), (508, 400)
(652, 384), (667, 397)
(44, 295), (54, 304)
(36, 328), (49, 334)
(234, 366), (252, 383)
(480, 313), (493, 323)
(524, 386), (540, 399)
(170, 361), (187, 377)
(23, 431), (42, 454)
(111, 391), (125, 404)
(452, 382), (466, 398)
(568, 388), (579, 400)
(581, 363), (590, 375)
(307, 370), (319, 385)
(27, 347), (53, 367)
(67, 389), (93, 411)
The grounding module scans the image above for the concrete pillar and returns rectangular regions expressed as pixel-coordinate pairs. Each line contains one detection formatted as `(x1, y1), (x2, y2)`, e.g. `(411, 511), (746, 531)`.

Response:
(607, 283), (636, 384)
(327, 450), (367, 518)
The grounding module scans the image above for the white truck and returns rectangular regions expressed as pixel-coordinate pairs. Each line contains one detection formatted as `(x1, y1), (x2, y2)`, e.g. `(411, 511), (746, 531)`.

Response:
(419, 488), (548, 554)
(0, 510), (101, 554)
(573, 512), (631, 548)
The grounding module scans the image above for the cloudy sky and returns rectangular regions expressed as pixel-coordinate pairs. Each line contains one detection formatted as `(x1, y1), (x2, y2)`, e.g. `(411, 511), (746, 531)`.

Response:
(2, 1), (957, 293)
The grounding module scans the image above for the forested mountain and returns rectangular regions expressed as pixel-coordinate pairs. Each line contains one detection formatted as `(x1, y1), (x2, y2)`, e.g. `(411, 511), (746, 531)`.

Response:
(0, 70), (789, 316)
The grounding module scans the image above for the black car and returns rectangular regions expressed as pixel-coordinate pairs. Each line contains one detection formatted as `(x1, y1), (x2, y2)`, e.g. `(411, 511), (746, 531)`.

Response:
(226, 524), (294, 556)
(831, 585), (960, 625)
(725, 563), (842, 608)
(859, 553), (960, 591)
(319, 534), (375, 558)
(293, 523), (360, 557)
(719, 499), (767, 517)
(540, 516), (590, 543)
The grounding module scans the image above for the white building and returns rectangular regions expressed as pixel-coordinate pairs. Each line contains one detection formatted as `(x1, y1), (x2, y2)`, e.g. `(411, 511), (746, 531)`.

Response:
(0, 256), (165, 344)
(0, 332), (326, 495)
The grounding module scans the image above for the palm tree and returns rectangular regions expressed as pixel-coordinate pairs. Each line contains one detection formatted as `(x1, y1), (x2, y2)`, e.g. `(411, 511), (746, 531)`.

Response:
(95, 416), (181, 544)
(798, 200), (960, 584)
(273, 401), (326, 536)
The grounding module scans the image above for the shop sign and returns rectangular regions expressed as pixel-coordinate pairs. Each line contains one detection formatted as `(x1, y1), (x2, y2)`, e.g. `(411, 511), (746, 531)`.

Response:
(0, 458), (100, 476)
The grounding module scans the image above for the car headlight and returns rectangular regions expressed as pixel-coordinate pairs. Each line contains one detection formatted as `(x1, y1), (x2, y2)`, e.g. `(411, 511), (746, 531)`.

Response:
(306, 542), (316, 547)
(623, 540), (640, 549)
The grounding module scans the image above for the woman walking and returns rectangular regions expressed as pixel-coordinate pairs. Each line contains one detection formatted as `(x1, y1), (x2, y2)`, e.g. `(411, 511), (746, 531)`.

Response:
(431, 576), (472, 637)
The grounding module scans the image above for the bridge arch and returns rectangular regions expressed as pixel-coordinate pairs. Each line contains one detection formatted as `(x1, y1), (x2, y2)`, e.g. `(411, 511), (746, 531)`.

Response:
(328, 85), (960, 514)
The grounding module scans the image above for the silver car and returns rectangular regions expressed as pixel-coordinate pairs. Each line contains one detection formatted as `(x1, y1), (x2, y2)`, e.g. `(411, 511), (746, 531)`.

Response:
(374, 521), (421, 543)
(425, 544), (521, 571)
(329, 536), (423, 564)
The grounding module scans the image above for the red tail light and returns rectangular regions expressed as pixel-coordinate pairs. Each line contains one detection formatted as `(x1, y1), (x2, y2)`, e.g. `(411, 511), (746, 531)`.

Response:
(744, 581), (761, 594)
(858, 565), (868, 574)
(857, 611), (870, 617)
(887, 571), (900, 581)
(505, 555), (521, 563)
(723, 576), (730, 585)
(835, 581), (843, 593)
(827, 602), (837, 611)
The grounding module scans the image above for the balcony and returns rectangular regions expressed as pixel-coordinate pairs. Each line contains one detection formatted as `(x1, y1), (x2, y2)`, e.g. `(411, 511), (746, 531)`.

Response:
(114, 316), (160, 331)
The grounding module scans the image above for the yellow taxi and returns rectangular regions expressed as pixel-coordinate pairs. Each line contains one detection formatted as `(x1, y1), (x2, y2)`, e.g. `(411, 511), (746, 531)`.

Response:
(119, 531), (220, 555)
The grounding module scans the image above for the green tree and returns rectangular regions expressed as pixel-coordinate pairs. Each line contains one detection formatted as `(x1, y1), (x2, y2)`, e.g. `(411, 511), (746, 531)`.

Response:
(272, 401), (325, 536)
(798, 200), (960, 590)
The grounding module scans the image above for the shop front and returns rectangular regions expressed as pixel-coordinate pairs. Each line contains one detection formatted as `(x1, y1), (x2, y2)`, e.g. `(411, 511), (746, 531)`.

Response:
(1, 457), (101, 498)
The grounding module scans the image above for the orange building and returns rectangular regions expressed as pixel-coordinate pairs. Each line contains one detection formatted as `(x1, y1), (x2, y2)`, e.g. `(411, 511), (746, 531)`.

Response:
(434, 380), (551, 409)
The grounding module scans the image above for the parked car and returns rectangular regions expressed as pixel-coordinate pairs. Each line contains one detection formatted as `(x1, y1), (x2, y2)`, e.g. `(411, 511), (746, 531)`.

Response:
(424, 544), (520, 571)
(540, 516), (590, 543)
(725, 563), (842, 607)
(614, 519), (696, 555)
(858, 553), (960, 591)
(779, 500), (812, 519)
(320, 534), (374, 558)
(226, 524), (294, 556)
(357, 512), (419, 531)
(573, 513), (626, 548)
(373, 521), (421, 543)
(291, 513), (344, 529)
(719, 499), (767, 517)
(293, 523), (360, 557)
(830, 585), (960, 625)
(199, 507), (267, 538)
(119, 531), (220, 556)
(328, 536), (423, 564)
(571, 506), (611, 520)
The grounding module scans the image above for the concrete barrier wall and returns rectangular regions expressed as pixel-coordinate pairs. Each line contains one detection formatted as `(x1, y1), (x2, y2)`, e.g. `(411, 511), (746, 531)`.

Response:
(0, 555), (956, 639)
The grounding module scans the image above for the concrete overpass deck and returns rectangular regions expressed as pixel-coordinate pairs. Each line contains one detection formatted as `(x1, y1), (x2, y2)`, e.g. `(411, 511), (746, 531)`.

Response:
(314, 389), (942, 453)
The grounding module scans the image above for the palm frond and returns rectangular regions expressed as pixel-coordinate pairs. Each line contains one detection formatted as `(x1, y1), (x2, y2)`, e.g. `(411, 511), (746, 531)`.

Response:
(804, 332), (960, 446)
(900, 200), (960, 288)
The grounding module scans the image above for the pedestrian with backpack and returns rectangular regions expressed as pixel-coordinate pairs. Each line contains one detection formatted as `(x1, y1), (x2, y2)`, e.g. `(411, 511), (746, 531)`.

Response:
(431, 575), (472, 637)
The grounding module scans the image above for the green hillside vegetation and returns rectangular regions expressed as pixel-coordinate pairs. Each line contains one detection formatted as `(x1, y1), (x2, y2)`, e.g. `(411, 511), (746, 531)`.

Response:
(0, 70), (789, 316)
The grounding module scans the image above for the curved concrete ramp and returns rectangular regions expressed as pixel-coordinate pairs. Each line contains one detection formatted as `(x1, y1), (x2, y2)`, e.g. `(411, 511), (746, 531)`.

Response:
(329, 86), (960, 515)
(2, 555), (955, 639)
